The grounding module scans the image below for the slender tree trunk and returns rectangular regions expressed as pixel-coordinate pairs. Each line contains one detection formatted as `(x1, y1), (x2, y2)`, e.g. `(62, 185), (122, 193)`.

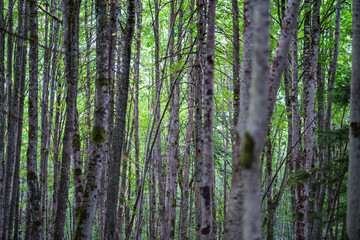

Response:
(153, 0), (166, 238)
(194, 0), (206, 236)
(294, 1), (310, 238)
(165, 0), (180, 238)
(346, 0), (360, 239)
(200, 0), (217, 238)
(8, 1), (28, 237)
(73, 0), (112, 236)
(26, 0), (42, 238)
(53, 0), (81, 238)
(301, 1), (320, 238)
(224, 1), (253, 238)
(39, 5), (52, 238)
(5, 0), (25, 237)
(2, 0), (18, 235)
(104, 0), (136, 237)
(179, 73), (194, 240)
(240, 1), (270, 238)
(232, 0), (240, 133)
(84, 0), (93, 163)
(48, 0), (60, 234)
(72, 111), (83, 228)
(0, 0), (6, 235)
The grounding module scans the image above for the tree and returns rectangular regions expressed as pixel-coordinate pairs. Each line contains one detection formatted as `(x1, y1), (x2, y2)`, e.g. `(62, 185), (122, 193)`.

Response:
(104, 0), (136, 237)
(53, 0), (80, 238)
(346, 0), (360, 239)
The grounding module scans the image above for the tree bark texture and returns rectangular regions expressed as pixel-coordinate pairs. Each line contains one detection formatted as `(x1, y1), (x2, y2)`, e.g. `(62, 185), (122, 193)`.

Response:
(240, 1), (270, 239)
(53, 0), (80, 238)
(104, 0), (135, 237)
(194, 0), (206, 236)
(0, 0), (5, 235)
(346, 0), (360, 239)
(26, 0), (42, 238)
(166, 0), (180, 238)
(224, 1), (253, 238)
(200, 0), (217, 238)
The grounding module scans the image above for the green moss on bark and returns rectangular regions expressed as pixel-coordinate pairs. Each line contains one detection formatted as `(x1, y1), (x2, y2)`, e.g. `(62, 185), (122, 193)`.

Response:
(95, 77), (110, 87)
(91, 126), (107, 143)
(350, 122), (360, 137)
(240, 131), (255, 169)
(72, 133), (81, 151)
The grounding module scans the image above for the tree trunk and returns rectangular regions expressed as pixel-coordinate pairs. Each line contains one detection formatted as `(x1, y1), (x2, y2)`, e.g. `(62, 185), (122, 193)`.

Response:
(26, 0), (42, 238)
(232, 0), (240, 133)
(39, 5), (52, 237)
(2, 0), (19, 235)
(53, 0), (80, 238)
(194, 0), (206, 236)
(224, 1), (253, 238)
(346, 0), (360, 238)
(8, 1), (28, 237)
(104, 0), (136, 237)
(0, 0), (6, 235)
(165, 0), (180, 238)
(240, 1), (270, 239)
(153, 0), (166, 238)
(200, 0), (217, 238)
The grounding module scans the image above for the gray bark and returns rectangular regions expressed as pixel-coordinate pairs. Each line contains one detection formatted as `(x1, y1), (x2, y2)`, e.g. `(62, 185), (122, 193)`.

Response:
(346, 0), (360, 238)
(104, 0), (136, 237)
(0, 0), (6, 235)
(8, 1), (28, 237)
(240, 1), (270, 239)
(194, 0), (206, 236)
(165, 0), (180, 238)
(39, 6), (52, 237)
(224, 1), (253, 238)
(26, 0), (42, 238)
(2, 0), (18, 235)
(179, 74), (194, 240)
(73, 0), (111, 236)
(53, 0), (80, 238)
(200, 0), (217, 238)
(232, 0), (240, 133)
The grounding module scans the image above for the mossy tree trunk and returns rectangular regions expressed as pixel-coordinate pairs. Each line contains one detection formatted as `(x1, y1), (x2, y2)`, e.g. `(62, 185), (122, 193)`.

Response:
(224, 1), (253, 238)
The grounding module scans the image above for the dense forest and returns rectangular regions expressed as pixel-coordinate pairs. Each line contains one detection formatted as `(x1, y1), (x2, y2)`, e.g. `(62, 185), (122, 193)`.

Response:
(0, 0), (359, 239)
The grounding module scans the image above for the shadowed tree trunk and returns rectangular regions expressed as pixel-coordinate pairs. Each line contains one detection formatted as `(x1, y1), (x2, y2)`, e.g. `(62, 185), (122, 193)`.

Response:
(1, 0), (17, 235)
(104, 0), (136, 237)
(8, 1), (28, 237)
(53, 0), (80, 238)
(232, 0), (240, 134)
(26, 0), (42, 238)
(194, 0), (206, 236)
(0, 0), (5, 235)
(346, 0), (360, 239)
